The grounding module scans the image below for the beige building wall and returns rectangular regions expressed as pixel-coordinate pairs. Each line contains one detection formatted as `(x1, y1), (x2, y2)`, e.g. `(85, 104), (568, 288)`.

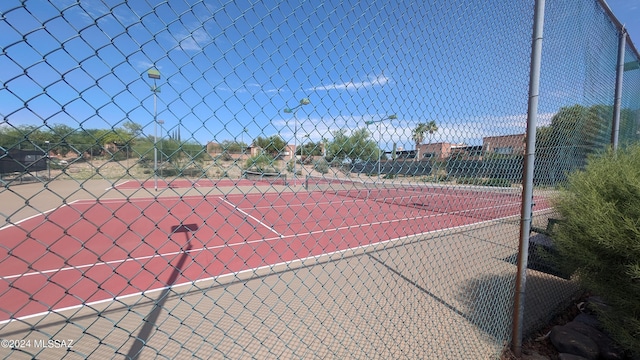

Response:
(483, 134), (525, 155)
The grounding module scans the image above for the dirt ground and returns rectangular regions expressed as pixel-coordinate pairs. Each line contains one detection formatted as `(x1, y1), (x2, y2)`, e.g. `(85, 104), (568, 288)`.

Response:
(37, 156), (346, 182)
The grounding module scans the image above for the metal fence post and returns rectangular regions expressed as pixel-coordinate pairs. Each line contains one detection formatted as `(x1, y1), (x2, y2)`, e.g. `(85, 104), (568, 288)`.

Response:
(512, 0), (545, 356)
(612, 28), (626, 150)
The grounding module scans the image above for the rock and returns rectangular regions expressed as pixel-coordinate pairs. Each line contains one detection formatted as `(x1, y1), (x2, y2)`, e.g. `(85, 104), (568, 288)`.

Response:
(558, 354), (589, 360)
(573, 313), (601, 330)
(550, 325), (599, 360)
(564, 321), (624, 360)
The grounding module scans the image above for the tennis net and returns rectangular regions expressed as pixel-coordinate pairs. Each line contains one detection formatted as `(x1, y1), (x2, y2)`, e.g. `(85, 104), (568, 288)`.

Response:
(304, 175), (523, 218)
(243, 170), (288, 185)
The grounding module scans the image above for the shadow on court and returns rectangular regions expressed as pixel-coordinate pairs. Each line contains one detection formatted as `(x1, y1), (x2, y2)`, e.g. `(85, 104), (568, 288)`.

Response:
(125, 223), (198, 360)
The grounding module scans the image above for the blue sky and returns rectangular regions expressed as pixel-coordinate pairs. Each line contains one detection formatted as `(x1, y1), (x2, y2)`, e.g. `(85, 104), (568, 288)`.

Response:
(1, 0), (639, 151)
(607, 0), (640, 46)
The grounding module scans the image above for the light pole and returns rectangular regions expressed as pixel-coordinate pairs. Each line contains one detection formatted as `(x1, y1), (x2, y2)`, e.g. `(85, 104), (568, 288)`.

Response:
(283, 98), (310, 182)
(148, 68), (161, 191)
(302, 134), (311, 172)
(365, 114), (397, 180)
(158, 119), (165, 176)
(44, 140), (50, 180)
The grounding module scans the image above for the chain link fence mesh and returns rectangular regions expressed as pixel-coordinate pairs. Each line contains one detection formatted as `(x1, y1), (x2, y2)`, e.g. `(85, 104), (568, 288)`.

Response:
(1, 0), (639, 358)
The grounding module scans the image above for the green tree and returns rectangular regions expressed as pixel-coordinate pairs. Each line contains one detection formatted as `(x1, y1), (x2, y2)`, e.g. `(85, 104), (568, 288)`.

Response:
(535, 104), (614, 185)
(219, 140), (247, 154)
(122, 121), (143, 138)
(326, 128), (378, 164)
(0, 125), (31, 149)
(244, 153), (279, 173)
(297, 141), (323, 157)
(412, 123), (427, 160)
(425, 120), (438, 144)
(0, 125), (52, 151)
(253, 135), (286, 157)
(49, 124), (77, 156)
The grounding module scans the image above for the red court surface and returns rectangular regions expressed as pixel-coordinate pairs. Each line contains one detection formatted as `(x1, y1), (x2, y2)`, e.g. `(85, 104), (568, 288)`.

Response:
(0, 189), (550, 323)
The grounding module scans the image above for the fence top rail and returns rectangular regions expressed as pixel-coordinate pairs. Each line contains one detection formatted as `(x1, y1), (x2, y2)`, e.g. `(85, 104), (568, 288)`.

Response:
(598, 0), (640, 59)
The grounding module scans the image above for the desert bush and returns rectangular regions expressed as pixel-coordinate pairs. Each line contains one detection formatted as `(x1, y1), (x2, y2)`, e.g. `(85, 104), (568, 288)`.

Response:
(245, 154), (279, 173)
(313, 159), (329, 174)
(552, 145), (640, 354)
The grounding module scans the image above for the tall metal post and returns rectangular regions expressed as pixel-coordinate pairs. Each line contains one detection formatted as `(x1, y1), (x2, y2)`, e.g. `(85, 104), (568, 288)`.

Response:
(512, 0), (545, 356)
(147, 68), (161, 191)
(45, 140), (50, 181)
(294, 113), (298, 179)
(153, 92), (158, 191)
(283, 98), (311, 184)
(158, 119), (165, 177)
(612, 28), (626, 150)
(377, 123), (381, 179)
(365, 114), (397, 182)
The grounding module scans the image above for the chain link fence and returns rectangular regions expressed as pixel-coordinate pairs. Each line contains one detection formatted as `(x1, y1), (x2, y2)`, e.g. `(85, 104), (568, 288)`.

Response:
(1, 0), (639, 358)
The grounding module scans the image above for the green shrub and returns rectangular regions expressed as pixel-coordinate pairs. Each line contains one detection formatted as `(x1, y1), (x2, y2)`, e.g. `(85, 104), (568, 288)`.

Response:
(245, 154), (279, 173)
(313, 159), (329, 174)
(552, 145), (640, 354)
(108, 150), (128, 162)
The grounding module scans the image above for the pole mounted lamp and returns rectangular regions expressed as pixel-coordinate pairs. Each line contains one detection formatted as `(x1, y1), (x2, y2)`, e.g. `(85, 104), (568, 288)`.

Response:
(283, 98), (311, 181)
(365, 114), (397, 180)
(147, 68), (161, 191)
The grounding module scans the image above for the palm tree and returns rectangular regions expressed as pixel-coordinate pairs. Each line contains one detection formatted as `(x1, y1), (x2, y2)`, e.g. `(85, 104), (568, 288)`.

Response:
(412, 123), (427, 160)
(412, 121), (438, 161)
(425, 120), (438, 145)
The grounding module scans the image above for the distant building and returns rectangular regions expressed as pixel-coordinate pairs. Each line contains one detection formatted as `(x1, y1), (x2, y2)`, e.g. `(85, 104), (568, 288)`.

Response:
(483, 134), (526, 156)
(450, 145), (483, 159)
(417, 142), (468, 160)
(283, 144), (295, 161)
(206, 142), (222, 154)
(386, 149), (415, 159)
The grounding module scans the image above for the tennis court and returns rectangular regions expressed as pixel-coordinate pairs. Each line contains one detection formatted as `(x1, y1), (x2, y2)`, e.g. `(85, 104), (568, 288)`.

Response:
(0, 178), (550, 324)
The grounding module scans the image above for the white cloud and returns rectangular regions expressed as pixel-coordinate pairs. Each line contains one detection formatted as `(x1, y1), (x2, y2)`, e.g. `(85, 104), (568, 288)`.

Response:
(216, 83), (266, 94)
(309, 73), (390, 91)
(135, 60), (156, 72)
(177, 28), (211, 51)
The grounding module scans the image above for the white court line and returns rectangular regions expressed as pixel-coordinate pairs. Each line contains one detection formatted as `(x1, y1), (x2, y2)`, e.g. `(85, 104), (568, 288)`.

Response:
(221, 199), (283, 237)
(0, 194), (247, 231)
(0, 201), (524, 280)
(107, 179), (135, 190)
(0, 213), (521, 325)
(0, 199), (83, 231)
